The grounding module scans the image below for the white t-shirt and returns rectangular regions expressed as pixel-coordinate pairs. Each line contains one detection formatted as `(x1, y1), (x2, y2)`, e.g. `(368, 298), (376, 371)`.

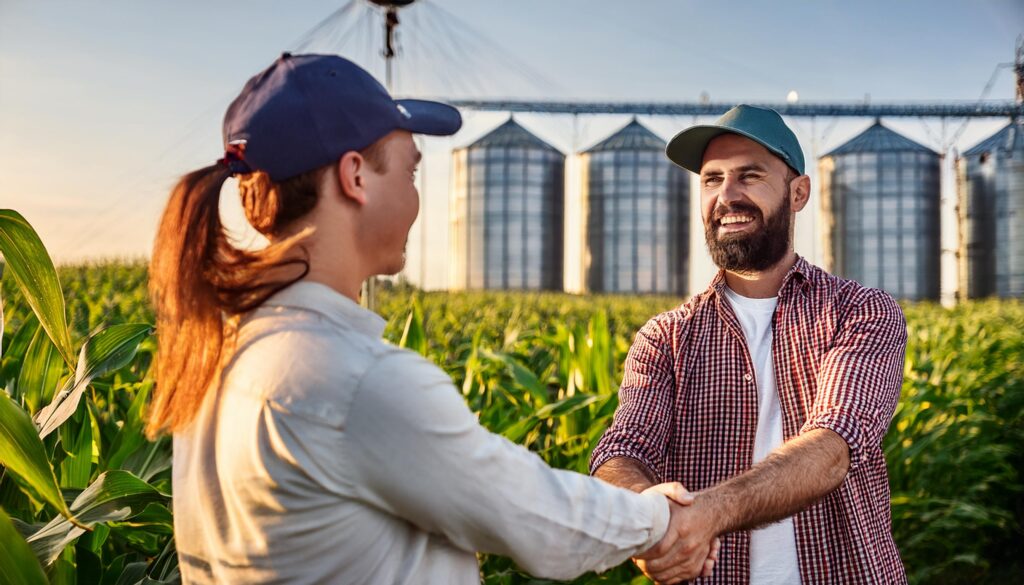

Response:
(723, 286), (801, 584)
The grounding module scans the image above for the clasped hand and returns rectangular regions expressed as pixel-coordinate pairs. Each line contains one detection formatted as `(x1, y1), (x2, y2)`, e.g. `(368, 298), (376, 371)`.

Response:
(635, 482), (720, 584)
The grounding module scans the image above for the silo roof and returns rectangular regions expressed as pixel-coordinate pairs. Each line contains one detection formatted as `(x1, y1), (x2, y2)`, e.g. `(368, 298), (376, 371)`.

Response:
(584, 119), (665, 152)
(825, 121), (937, 157)
(467, 118), (562, 153)
(963, 119), (1024, 156)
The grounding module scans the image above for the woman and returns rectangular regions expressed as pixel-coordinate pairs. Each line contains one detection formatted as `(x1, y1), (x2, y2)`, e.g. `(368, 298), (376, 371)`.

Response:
(147, 52), (716, 584)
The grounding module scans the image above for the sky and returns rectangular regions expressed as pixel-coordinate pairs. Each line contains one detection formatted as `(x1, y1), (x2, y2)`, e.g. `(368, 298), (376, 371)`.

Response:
(1, 0), (1022, 297)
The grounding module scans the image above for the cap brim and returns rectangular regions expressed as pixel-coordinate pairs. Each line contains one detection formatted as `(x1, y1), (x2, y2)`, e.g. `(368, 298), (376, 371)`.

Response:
(665, 125), (794, 174)
(396, 99), (462, 136)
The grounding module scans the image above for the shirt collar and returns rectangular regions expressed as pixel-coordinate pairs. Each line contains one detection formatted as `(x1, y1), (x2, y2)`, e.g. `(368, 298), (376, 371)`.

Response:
(709, 254), (813, 299)
(781, 255), (813, 294)
(262, 280), (387, 339)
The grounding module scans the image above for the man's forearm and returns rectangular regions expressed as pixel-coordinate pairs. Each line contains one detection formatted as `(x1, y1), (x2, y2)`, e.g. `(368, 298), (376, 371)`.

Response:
(696, 428), (850, 535)
(594, 457), (659, 493)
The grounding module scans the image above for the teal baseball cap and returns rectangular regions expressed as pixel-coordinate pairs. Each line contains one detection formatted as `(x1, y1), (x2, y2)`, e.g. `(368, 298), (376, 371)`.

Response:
(666, 104), (805, 175)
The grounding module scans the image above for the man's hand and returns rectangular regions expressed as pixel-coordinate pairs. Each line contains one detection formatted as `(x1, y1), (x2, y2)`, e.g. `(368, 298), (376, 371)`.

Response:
(636, 482), (720, 584)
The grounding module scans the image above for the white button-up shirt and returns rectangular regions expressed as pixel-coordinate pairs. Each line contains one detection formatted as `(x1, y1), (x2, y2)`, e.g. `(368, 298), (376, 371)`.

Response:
(173, 281), (669, 584)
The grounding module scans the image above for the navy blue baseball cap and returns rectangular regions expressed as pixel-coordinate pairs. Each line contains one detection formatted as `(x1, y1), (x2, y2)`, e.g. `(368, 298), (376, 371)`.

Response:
(665, 105), (805, 175)
(222, 53), (462, 181)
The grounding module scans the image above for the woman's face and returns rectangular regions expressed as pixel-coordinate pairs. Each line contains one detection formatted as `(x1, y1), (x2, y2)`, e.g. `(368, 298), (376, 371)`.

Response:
(358, 130), (422, 276)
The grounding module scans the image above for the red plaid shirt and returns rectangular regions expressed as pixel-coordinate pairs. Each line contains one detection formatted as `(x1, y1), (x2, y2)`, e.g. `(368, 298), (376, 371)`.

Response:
(591, 256), (907, 585)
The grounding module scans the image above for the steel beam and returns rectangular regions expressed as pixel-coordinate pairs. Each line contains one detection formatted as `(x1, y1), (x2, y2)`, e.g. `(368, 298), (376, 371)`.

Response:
(447, 100), (1024, 118)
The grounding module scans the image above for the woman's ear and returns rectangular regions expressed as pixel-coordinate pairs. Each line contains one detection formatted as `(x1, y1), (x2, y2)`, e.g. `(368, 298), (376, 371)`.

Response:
(336, 151), (368, 206)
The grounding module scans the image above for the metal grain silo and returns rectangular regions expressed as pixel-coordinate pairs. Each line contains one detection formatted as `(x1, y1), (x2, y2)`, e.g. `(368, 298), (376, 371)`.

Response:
(957, 119), (1024, 299)
(449, 118), (564, 290)
(579, 119), (689, 294)
(820, 121), (941, 300)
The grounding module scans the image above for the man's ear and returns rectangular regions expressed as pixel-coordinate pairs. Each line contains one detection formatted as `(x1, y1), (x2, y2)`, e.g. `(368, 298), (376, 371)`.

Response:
(790, 174), (811, 212)
(337, 151), (368, 206)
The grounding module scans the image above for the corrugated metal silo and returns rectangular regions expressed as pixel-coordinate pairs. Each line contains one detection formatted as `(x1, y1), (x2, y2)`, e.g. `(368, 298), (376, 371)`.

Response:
(957, 119), (1024, 298)
(449, 118), (564, 290)
(820, 121), (941, 300)
(579, 119), (689, 294)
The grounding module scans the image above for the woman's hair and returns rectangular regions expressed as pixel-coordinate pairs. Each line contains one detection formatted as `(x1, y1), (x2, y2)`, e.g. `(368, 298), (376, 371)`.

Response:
(145, 163), (326, 437)
(146, 142), (390, 438)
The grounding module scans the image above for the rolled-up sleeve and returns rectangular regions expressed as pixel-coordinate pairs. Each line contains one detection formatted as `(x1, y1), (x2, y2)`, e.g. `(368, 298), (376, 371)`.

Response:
(343, 350), (670, 580)
(801, 289), (907, 471)
(589, 316), (677, 481)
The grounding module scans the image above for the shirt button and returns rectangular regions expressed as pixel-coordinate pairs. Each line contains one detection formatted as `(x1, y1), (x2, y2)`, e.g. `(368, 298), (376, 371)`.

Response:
(743, 373), (753, 382)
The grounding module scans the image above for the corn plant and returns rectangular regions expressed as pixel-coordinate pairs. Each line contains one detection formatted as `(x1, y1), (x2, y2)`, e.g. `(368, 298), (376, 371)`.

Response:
(3, 216), (1023, 583)
(885, 300), (1024, 583)
(0, 210), (173, 585)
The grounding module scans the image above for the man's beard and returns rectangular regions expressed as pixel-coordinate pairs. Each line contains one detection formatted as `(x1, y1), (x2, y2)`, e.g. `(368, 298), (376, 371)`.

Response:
(705, 194), (792, 272)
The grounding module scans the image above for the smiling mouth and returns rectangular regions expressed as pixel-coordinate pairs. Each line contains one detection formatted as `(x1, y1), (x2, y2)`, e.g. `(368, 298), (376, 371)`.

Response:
(719, 215), (755, 226)
(716, 213), (760, 233)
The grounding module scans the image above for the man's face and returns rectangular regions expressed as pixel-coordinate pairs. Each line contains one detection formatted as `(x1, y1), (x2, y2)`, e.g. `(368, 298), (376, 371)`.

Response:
(699, 134), (798, 272)
(359, 130), (422, 275)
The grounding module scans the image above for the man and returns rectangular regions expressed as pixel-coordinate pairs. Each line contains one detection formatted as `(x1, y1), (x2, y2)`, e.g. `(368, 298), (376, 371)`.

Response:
(159, 53), (718, 584)
(590, 105), (908, 584)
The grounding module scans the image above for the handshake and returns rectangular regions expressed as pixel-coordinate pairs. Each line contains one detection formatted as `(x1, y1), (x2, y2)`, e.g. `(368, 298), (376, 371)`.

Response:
(636, 482), (721, 584)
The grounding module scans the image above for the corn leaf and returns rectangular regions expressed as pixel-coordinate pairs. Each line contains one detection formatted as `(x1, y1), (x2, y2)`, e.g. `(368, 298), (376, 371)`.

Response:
(0, 507), (48, 585)
(483, 349), (549, 404)
(0, 209), (74, 367)
(502, 394), (598, 443)
(0, 260), (4, 359)
(0, 389), (74, 521)
(35, 323), (152, 439)
(18, 323), (67, 415)
(59, 404), (94, 489)
(0, 315), (39, 399)
(398, 298), (427, 355)
(105, 381), (153, 472)
(27, 470), (168, 566)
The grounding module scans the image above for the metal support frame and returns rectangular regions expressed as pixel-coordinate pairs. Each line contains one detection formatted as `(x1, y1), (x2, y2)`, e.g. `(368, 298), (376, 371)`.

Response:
(447, 100), (1024, 118)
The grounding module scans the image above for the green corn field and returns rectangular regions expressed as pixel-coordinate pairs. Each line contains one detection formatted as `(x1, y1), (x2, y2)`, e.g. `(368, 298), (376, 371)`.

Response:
(1, 209), (1022, 584)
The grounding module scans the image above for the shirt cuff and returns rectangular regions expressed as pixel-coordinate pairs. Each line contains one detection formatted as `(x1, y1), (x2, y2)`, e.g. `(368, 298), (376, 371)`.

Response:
(639, 491), (671, 553)
(801, 411), (866, 471)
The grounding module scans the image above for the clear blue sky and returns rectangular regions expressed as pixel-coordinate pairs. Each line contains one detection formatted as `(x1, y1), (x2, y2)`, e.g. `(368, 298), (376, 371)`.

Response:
(1, 0), (1021, 291)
